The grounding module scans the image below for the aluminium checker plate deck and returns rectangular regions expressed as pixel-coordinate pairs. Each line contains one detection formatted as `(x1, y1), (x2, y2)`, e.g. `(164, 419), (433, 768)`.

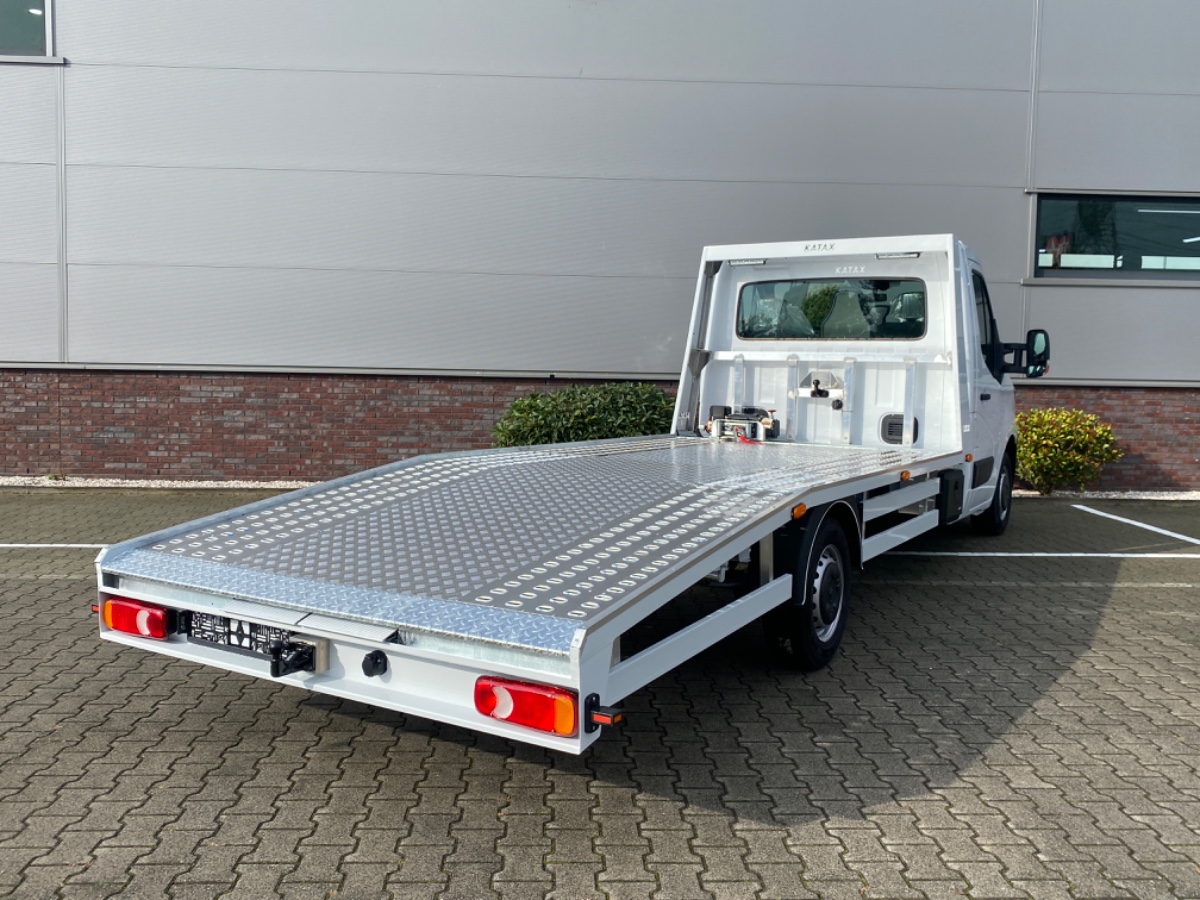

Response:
(100, 436), (941, 657)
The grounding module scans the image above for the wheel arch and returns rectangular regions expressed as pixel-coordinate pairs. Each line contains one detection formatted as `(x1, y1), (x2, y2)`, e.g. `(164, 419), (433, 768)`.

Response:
(817, 500), (862, 570)
(765, 498), (858, 671)
(773, 499), (863, 582)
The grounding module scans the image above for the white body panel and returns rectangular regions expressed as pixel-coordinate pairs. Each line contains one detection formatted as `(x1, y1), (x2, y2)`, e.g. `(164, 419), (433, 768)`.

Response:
(961, 244), (1017, 515)
(676, 234), (974, 459)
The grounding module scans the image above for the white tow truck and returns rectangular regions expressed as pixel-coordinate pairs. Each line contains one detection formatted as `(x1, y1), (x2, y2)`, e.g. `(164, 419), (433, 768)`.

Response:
(96, 235), (1049, 753)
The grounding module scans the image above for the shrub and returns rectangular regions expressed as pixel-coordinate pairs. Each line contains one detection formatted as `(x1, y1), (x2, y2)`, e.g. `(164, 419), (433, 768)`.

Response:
(801, 283), (838, 328)
(1015, 407), (1122, 495)
(492, 382), (676, 448)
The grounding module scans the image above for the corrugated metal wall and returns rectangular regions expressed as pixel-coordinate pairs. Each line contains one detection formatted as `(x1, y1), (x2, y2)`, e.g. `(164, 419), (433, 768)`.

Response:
(1027, 0), (1200, 383)
(0, 64), (59, 362)
(1, 0), (1196, 381)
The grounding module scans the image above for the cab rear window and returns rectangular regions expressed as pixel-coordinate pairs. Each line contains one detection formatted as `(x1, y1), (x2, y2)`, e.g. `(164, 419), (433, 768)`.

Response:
(736, 278), (926, 340)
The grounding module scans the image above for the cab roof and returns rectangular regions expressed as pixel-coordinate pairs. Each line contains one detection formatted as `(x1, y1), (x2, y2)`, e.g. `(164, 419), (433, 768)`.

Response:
(702, 234), (961, 263)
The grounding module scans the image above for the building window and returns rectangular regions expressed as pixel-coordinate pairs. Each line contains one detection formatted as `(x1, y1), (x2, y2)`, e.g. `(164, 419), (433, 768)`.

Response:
(1035, 193), (1200, 279)
(0, 0), (51, 56)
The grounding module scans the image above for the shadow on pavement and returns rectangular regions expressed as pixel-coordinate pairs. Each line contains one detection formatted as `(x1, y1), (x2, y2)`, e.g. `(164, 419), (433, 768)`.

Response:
(309, 500), (1141, 827)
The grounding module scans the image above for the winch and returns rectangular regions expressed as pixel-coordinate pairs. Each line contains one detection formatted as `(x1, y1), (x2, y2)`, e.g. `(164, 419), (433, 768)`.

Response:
(707, 405), (780, 442)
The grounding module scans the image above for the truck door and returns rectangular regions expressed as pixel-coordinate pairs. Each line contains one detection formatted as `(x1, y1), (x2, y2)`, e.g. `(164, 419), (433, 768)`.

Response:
(967, 270), (1014, 513)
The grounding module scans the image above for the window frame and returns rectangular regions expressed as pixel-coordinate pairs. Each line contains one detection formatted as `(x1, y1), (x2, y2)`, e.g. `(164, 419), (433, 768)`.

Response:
(734, 276), (929, 342)
(0, 0), (56, 61)
(1034, 192), (1200, 282)
(970, 271), (1003, 382)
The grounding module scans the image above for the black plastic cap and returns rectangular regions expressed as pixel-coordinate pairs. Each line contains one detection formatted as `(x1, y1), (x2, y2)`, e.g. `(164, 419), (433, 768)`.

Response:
(362, 649), (388, 678)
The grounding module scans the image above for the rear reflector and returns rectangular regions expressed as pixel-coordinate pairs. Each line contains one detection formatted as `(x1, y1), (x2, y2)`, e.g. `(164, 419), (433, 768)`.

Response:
(102, 597), (170, 640)
(474, 677), (577, 737)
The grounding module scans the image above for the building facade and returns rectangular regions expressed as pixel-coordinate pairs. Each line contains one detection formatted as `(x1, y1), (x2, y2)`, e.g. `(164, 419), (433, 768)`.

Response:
(2, 0), (1197, 486)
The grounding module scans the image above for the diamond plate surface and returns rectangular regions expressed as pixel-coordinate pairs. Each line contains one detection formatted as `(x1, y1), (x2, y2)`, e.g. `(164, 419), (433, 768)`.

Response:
(101, 437), (941, 650)
(107, 550), (583, 655)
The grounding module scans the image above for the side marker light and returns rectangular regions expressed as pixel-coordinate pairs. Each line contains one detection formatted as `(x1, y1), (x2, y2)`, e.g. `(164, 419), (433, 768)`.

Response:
(584, 693), (625, 733)
(590, 709), (622, 726)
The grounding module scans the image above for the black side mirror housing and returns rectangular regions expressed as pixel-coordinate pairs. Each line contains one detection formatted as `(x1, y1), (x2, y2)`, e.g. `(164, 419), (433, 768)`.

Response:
(1025, 329), (1050, 378)
(1001, 328), (1051, 378)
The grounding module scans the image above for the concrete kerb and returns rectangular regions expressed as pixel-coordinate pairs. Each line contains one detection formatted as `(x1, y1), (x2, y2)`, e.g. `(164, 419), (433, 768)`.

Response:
(0, 476), (318, 489)
(1012, 489), (1200, 500)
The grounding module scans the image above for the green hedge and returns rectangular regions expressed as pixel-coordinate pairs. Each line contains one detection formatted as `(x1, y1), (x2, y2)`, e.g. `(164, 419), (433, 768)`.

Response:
(1015, 407), (1122, 495)
(492, 382), (675, 448)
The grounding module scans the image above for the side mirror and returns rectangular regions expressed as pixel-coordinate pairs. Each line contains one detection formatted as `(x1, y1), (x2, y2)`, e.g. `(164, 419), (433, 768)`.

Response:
(1025, 329), (1050, 378)
(1000, 328), (1051, 377)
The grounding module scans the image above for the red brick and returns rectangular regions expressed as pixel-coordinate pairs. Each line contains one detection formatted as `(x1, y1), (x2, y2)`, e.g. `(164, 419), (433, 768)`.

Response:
(1016, 384), (1199, 491)
(2, 370), (1193, 488)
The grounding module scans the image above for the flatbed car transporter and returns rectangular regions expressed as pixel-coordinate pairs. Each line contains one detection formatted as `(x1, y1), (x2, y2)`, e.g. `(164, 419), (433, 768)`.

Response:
(96, 235), (1050, 752)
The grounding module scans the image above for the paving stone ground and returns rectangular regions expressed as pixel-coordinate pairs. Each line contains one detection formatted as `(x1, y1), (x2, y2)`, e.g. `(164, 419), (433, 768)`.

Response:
(1, 489), (1198, 899)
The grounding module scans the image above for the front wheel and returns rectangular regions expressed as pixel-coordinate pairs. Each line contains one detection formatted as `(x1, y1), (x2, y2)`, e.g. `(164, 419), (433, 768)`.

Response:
(972, 453), (1013, 536)
(767, 515), (850, 671)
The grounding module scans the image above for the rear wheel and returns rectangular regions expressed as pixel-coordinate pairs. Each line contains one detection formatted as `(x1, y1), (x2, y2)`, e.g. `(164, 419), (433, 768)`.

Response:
(972, 452), (1013, 536)
(767, 515), (850, 671)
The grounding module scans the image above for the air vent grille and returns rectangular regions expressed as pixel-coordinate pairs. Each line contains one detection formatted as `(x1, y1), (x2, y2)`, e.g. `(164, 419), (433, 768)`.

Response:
(881, 414), (919, 445)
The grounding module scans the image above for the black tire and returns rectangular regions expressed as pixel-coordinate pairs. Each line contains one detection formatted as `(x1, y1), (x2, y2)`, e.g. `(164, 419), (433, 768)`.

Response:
(767, 514), (850, 671)
(972, 452), (1013, 536)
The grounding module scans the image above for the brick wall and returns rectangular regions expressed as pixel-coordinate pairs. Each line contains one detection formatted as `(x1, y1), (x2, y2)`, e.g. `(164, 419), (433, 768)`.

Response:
(0, 369), (663, 481)
(1016, 384), (1199, 491)
(2, 369), (1197, 489)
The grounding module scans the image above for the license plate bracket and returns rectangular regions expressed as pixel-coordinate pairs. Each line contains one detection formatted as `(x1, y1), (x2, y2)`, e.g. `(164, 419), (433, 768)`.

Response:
(187, 612), (291, 658)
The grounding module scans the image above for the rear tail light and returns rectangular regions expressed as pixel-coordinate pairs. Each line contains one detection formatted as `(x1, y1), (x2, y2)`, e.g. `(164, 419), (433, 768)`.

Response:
(474, 676), (577, 737)
(102, 597), (172, 640)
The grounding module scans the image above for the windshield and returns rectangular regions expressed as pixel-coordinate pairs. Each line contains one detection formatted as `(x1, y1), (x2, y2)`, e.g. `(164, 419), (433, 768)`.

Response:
(736, 278), (927, 340)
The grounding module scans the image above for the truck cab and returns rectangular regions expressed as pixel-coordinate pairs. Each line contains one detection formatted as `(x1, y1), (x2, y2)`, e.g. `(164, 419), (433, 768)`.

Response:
(674, 234), (1048, 535)
(963, 244), (1019, 530)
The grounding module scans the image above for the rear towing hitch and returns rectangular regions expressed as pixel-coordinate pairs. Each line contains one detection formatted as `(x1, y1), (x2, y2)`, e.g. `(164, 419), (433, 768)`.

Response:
(269, 639), (319, 678)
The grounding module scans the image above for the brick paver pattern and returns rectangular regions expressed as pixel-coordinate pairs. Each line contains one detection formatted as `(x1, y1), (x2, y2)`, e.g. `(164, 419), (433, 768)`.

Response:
(1, 490), (1198, 899)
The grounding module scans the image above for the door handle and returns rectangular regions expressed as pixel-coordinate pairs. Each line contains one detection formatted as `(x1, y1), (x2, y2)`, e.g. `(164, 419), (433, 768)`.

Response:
(980, 393), (991, 401)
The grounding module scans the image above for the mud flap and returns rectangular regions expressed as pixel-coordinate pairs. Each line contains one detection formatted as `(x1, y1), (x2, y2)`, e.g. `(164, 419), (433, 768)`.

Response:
(937, 470), (965, 524)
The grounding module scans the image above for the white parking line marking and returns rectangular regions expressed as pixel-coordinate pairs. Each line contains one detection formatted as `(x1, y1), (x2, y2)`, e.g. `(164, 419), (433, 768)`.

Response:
(1072, 504), (1200, 545)
(0, 543), (107, 549)
(863, 580), (1198, 588)
(889, 551), (1200, 558)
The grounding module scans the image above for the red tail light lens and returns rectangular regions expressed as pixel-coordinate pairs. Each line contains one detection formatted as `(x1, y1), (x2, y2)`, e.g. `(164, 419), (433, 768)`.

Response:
(102, 597), (170, 640)
(474, 677), (577, 737)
